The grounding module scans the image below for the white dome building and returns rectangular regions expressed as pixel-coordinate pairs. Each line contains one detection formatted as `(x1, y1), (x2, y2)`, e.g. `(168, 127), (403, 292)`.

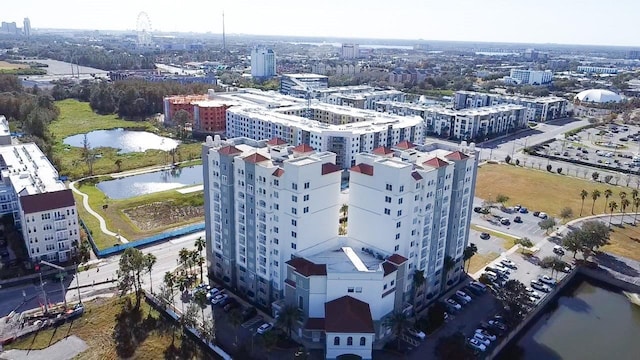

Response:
(575, 89), (622, 103)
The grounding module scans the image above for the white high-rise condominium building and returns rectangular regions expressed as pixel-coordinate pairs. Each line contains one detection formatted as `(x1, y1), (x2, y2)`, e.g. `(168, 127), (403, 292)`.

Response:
(508, 69), (553, 85)
(251, 47), (276, 79)
(341, 44), (360, 59)
(203, 135), (478, 359)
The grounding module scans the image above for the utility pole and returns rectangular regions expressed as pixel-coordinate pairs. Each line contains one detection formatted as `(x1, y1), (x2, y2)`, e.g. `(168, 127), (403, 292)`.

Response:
(37, 266), (49, 314)
(40, 260), (68, 309)
(75, 262), (82, 305)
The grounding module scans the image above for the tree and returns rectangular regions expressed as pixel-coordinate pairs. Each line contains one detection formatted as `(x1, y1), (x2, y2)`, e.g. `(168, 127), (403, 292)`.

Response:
(495, 194), (509, 207)
(462, 244), (478, 272)
(157, 285), (178, 345)
(592, 172), (600, 182)
(538, 218), (557, 234)
(546, 164), (552, 172)
(199, 317), (216, 347)
(427, 302), (447, 330)
(276, 305), (300, 339)
(228, 308), (244, 346)
(539, 256), (567, 278)
(442, 255), (456, 287)
(604, 175), (613, 184)
(608, 200), (618, 227)
(164, 271), (176, 302)
(179, 248), (192, 273)
(591, 189), (601, 214)
(562, 231), (582, 259)
(173, 109), (191, 140)
(116, 248), (153, 310)
(494, 280), (534, 326)
(115, 159), (122, 172)
(505, 155), (512, 164)
(181, 302), (200, 335)
(383, 311), (411, 349)
(559, 207), (573, 223)
(515, 237), (534, 253)
(620, 191), (628, 202)
(621, 198), (631, 224)
(579, 190), (588, 216)
(194, 236), (206, 282)
(412, 270), (426, 309)
(633, 197), (640, 225)
(144, 253), (157, 294)
(604, 189), (613, 213)
(435, 332), (475, 360)
(579, 221), (610, 257)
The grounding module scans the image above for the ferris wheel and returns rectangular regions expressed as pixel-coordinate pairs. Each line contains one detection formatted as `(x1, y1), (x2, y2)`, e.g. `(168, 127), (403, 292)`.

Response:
(136, 12), (153, 47)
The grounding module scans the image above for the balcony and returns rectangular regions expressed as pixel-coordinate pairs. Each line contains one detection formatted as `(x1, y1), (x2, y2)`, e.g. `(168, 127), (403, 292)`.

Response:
(54, 214), (66, 221)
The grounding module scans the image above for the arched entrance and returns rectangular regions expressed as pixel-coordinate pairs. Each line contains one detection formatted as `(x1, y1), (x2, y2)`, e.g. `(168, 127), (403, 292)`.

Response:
(337, 354), (363, 360)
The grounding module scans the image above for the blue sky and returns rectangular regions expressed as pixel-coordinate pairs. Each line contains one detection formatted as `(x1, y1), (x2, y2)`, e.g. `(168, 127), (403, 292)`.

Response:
(3, 0), (639, 46)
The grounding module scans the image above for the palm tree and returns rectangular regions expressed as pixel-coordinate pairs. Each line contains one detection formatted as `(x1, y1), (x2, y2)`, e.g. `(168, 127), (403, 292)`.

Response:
(634, 197), (640, 225)
(463, 244), (478, 272)
(144, 253), (157, 294)
(194, 236), (206, 282)
(276, 305), (300, 339)
(383, 311), (411, 349)
(608, 200), (618, 227)
(621, 198), (630, 224)
(193, 289), (209, 326)
(228, 308), (244, 346)
(190, 250), (199, 277)
(620, 191), (628, 202)
(176, 274), (189, 312)
(604, 189), (613, 213)
(442, 255), (456, 287)
(632, 189), (639, 201)
(179, 248), (191, 272)
(115, 159), (122, 172)
(411, 270), (425, 310)
(591, 189), (601, 215)
(164, 271), (176, 299)
(579, 189), (588, 216)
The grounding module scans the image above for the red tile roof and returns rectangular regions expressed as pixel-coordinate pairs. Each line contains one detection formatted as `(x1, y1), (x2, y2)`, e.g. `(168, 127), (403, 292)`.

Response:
(321, 163), (341, 175)
(350, 163), (374, 176)
(325, 296), (374, 333)
(423, 157), (449, 168)
(387, 254), (408, 265)
(292, 144), (315, 153)
(243, 152), (269, 164)
(272, 168), (285, 177)
(395, 140), (416, 150)
(382, 262), (398, 276)
(304, 318), (325, 330)
(286, 257), (327, 277)
(411, 171), (423, 181)
(372, 146), (394, 155)
(19, 189), (75, 214)
(445, 151), (469, 160)
(218, 145), (242, 155)
(267, 137), (287, 146)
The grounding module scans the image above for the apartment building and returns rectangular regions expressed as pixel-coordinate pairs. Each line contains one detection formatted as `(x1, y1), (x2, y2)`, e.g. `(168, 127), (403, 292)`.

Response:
(225, 104), (424, 168)
(279, 74), (329, 97)
(163, 94), (208, 124)
(0, 120), (80, 263)
(203, 136), (478, 359)
(323, 90), (405, 110)
(423, 105), (526, 141)
(507, 69), (553, 85)
(251, 47), (277, 79)
(453, 91), (568, 122)
(341, 44), (360, 59)
(576, 66), (618, 74)
(191, 100), (232, 135)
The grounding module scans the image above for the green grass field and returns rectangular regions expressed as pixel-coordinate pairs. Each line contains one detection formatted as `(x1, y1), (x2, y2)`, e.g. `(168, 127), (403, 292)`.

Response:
(476, 164), (640, 261)
(51, 100), (202, 179)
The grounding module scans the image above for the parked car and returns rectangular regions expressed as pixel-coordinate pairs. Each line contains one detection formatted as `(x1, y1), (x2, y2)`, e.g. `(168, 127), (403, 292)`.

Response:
(514, 204), (521, 211)
(456, 290), (472, 302)
(513, 216), (522, 223)
(525, 287), (541, 299)
(500, 259), (517, 269)
(211, 293), (228, 305)
(531, 280), (551, 292)
(206, 287), (223, 300)
(494, 263), (512, 275)
(480, 232), (491, 240)
(553, 245), (565, 255)
(483, 271), (498, 282)
(257, 322), (273, 334)
(468, 338), (487, 352)
(487, 320), (506, 331)
(474, 206), (483, 213)
(407, 327), (426, 340)
(538, 212), (549, 219)
(519, 207), (528, 213)
(500, 218), (511, 225)
(473, 333), (492, 346)
(475, 329), (497, 341)
(468, 282), (487, 294)
(445, 298), (462, 310)
(533, 211), (541, 217)
(218, 296), (234, 307)
(539, 275), (557, 286)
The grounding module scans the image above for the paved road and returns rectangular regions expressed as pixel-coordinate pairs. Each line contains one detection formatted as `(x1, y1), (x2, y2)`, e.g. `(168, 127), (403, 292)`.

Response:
(0, 335), (87, 360)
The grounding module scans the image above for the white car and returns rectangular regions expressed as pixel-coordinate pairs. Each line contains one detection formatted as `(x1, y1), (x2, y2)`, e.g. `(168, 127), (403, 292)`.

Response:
(257, 322), (273, 334)
(538, 212), (548, 219)
(468, 338), (487, 352)
(525, 288), (541, 299)
(456, 290), (472, 302)
(445, 298), (462, 310)
(531, 280), (551, 292)
(500, 259), (517, 269)
(473, 333), (491, 346)
(488, 320), (506, 331)
(494, 263), (512, 275)
(206, 287), (222, 300)
(407, 327), (426, 340)
(474, 329), (496, 341)
(211, 293), (228, 305)
(539, 275), (557, 286)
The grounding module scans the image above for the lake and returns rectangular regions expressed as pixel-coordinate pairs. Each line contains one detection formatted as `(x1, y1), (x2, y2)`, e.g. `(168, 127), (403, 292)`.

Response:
(64, 129), (179, 153)
(97, 165), (203, 199)
(501, 278), (640, 360)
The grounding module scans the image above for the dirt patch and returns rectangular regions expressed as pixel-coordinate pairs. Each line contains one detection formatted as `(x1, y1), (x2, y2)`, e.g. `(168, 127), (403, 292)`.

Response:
(123, 201), (204, 231)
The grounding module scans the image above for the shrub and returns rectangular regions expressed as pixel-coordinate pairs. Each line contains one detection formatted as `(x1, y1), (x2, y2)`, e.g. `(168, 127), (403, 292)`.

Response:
(546, 164), (553, 172)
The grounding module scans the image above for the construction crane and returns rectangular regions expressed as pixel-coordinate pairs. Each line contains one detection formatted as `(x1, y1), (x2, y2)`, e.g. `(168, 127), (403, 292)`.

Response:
(38, 260), (81, 310)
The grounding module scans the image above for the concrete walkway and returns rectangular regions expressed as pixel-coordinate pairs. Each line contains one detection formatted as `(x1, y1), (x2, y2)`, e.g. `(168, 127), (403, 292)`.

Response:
(0, 335), (88, 360)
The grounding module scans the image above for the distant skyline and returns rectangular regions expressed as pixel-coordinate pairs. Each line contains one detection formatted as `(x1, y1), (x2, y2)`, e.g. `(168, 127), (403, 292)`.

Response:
(3, 0), (640, 47)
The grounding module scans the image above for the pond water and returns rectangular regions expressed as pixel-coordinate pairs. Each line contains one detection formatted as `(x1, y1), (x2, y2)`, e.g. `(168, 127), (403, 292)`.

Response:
(97, 165), (203, 199)
(63, 128), (179, 153)
(501, 278), (640, 360)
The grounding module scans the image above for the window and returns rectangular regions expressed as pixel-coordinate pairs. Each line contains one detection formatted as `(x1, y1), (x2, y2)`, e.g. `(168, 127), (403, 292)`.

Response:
(292, 195), (298, 202)
(299, 296), (304, 309)
(400, 185), (404, 192)
(355, 287), (362, 293)
(398, 197), (403, 204)
(384, 208), (391, 215)
(274, 227), (279, 233)
(274, 179), (279, 186)
(274, 238), (279, 244)
(360, 337), (366, 346)
(292, 183), (298, 190)
(397, 210), (402, 216)
(303, 194), (309, 201)
(291, 219), (297, 226)
(292, 208), (297, 215)
(396, 221), (401, 228)
(348, 287), (354, 293)
(386, 184), (392, 191)
(394, 245), (400, 251)
(303, 207), (309, 213)
(304, 181), (310, 189)
(291, 231), (297, 239)
(385, 196), (391, 203)
(395, 233), (400, 240)
(334, 337), (340, 346)
(347, 337), (353, 346)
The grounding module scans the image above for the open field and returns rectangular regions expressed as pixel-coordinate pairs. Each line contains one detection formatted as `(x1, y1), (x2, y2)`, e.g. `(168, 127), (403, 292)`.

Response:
(6, 296), (202, 360)
(76, 179), (204, 249)
(467, 251), (500, 274)
(0, 61), (28, 70)
(51, 100), (202, 179)
(476, 163), (640, 260)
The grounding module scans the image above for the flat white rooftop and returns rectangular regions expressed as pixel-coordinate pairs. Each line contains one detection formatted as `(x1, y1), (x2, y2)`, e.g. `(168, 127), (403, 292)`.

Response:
(307, 246), (383, 273)
(0, 143), (66, 195)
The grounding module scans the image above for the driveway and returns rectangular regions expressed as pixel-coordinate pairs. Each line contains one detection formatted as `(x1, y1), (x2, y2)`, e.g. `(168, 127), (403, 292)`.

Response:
(0, 335), (87, 360)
